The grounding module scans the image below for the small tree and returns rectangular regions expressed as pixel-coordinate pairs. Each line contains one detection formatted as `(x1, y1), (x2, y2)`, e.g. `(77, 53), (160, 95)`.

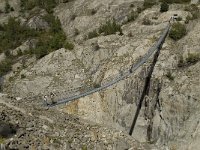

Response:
(169, 23), (186, 41)
(160, 2), (169, 12)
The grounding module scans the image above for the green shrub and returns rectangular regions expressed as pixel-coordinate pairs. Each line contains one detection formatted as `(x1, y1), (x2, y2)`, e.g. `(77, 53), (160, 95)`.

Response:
(34, 47), (48, 59)
(93, 83), (101, 88)
(0, 14), (72, 59)
(88, 20), (122, 39)
(0, 17), (38, 53)
(88, 30), (99, 39)
(0, 59), (12, 76)
(176, 16), (182, 21)
(0, 137), (5, 144)
(186, 53), (200, 64)
(32, 31), (67, 58)
(43, 14), (62, 33)
(165, 71), (174, 80)
(99, 20), (122, 36)
(178, 53), (200, 67)
(143, 0), (157, 9)
(142, 18), (152, 25)
(160, 2), (169, 12)
(64, 41), (74, 50)
(82, 145), (87, 150)
(20, 0), (58, 13)
(169, 23), (186, 41)
(21, 74), (26, 79)
(30, 14), (74, 58)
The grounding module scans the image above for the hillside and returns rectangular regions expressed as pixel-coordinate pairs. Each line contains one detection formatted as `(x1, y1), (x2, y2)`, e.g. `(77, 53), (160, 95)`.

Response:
(0, 0), (200, 149)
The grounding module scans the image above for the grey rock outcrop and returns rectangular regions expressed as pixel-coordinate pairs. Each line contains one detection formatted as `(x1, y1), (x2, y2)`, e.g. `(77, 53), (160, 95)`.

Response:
(191, 0), (199, 4)
(27, 16), (49, 30)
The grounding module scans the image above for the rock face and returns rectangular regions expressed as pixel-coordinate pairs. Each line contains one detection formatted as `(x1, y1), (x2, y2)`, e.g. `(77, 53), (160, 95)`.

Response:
(191, 0), (199, 4)
(153, 19), (200, 149)
(1, 0), (200, 150)
(54, 0), (143, 42)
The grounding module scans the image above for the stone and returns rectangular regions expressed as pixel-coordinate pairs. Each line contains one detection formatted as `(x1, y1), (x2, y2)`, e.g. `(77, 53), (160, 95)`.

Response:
(0, 53), (5, 63)
(27, 16), (49, 30)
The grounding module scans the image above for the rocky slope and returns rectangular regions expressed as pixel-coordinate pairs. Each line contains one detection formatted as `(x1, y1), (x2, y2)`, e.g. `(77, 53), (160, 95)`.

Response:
(0, 0), (200, 149)
(0, 93), (153, 150)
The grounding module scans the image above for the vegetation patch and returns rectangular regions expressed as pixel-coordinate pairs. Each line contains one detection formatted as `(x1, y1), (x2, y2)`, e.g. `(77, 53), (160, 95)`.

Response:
(0, 13), (73, 76)
(20, 0), (58, 13)
(143, 0), (157, 9)
(186, 53), (200, 64)
(93, 83), (101, 88)
(30, 14), (74, 58)
(142, 18), (152, 25)
(184, 4), (199, 22)
(0, 17), (37, 53)
(0, 137), (5, 144)
(178, 53), (200, 67)
(87, 20), (122, 39)
(159, 0), (191, 4)
(87, 30), (99, 39)
(165, 71), (174, 80)
(160, 2), (169, 12)
(82, 145), (88, 150)
(176, 16), (182, 21)
(169, 22), (186, 41)
(99, 20), (122, 36)
(0, 59), (12, 76)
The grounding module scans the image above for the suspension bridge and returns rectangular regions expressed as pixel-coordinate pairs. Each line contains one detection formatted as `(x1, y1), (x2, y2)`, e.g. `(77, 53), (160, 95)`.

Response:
(48, 21), (171, 107)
